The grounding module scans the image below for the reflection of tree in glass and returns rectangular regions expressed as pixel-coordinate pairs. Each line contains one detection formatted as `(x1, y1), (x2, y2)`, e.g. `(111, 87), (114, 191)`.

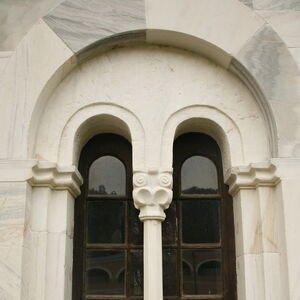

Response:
(89, 184), (118, 195)
(182, 186), (217, 195)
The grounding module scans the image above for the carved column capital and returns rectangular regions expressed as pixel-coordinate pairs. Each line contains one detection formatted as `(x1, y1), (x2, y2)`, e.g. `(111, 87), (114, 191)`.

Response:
(132, 169), (173, 221)
(28, 161), (83, 197)
(225, 162), (280, 196)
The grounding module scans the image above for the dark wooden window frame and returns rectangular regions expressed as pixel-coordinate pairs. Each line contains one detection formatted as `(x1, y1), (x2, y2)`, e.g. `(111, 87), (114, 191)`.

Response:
(72, 134), (143, 300)
(163, 132), (237, 300)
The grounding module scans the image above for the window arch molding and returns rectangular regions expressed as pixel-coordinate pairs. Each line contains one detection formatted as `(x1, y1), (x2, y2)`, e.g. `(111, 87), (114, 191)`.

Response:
(162, 132), (237, 299)
(72, 133), (144, 299)
(161, 105), (271, 171)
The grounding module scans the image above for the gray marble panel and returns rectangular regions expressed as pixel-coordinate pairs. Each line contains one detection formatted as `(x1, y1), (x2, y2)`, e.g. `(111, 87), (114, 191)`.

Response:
(252, 0), (300, 10)
(43, 0), (146, 53)
(235, 24), (299, 102)
(0, 0), (64, 51)
(239, 0), (254, 9)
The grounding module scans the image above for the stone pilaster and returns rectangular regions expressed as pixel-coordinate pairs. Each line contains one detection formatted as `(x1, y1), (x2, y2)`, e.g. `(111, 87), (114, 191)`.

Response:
(225, 162), (283, 300)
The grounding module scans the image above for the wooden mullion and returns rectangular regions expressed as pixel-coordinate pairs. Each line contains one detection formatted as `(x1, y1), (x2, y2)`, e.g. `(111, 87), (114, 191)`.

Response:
(87, 196), (132, 201)
(181, 296), (223, 300)
(86, 244), (127, 249)
(179, 194), (221, 200)
(181, 243), (221, 249)
(86, 296), (127, 300)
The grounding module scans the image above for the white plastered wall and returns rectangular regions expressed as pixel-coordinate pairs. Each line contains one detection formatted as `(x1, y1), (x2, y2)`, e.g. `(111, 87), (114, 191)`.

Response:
(34, 45), (269, 169)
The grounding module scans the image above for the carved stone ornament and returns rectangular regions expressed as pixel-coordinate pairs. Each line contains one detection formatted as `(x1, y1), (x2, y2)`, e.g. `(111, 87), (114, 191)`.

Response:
(225, 162), (280, 196)
(133, 170), (173, 221)
(28, 161), (83, 197)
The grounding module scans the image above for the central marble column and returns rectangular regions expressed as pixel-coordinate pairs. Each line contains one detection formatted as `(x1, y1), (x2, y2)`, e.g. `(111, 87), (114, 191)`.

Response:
(133, 170), (173, 300)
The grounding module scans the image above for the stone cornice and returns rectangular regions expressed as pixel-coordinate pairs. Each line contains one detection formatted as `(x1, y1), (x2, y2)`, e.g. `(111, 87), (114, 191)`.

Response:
(133, 169), (173, 221)
(225, 162), (280, 196)
(28, 161), (83, 197)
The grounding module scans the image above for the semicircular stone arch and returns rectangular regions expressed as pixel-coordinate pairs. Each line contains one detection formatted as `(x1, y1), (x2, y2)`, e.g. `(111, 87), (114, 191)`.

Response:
(30, 43), (270, 172)
(1, 0), (299, 162)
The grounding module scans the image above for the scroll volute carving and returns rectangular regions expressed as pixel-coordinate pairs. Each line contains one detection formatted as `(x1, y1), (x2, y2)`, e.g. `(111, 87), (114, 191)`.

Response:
(133, 171), (173, 221)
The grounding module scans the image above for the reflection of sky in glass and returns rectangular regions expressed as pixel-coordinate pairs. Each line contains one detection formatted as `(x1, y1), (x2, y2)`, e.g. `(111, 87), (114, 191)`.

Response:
(181, 156), (218, 193)
(89, 156), (125, 195)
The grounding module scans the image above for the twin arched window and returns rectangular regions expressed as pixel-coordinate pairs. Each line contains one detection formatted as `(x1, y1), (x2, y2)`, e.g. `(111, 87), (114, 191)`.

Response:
(72, 133), (236, 300)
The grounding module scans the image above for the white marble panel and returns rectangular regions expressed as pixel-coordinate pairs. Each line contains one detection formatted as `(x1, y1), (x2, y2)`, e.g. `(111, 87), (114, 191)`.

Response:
(48, 190), (74, 236)
(45, 232), (71, 300)
(21, 231), (48, 300)
(236, 254), (265, 300)
(272, 158), (300, 300)
(236, 24), (299, 103)
(262, 252), (284, 300)
(145, 0), (265, 65)
(239, 0), (254, 8)
(0, 183), (27, 247)
(233, 189), (262, 257)
(257, 186), (279, 252)
(0, 0), (64, 51)
(237, 252), (284, 300)
(0, 19), (74, 159)
(43, 0), (146, 53)
(258, 10), (300, 48)
(0, 246), (23, 300)
(252, 0), (300, 10)
(0, 182), (29, 299)
(0, 51), (12, 76)
(289, 48), (300, 71)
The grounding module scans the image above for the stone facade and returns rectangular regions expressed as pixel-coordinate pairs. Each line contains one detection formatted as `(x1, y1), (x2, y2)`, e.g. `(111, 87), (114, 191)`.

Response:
(0, 1), (299, 299)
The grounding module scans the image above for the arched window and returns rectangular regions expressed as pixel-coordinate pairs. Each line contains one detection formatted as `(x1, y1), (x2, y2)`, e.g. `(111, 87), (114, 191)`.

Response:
(162, 133), (236, 300)
(72, 134), (143, 299)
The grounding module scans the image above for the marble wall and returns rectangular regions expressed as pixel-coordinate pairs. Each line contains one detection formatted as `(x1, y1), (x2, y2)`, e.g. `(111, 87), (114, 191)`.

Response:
(0, 1), (299, 300)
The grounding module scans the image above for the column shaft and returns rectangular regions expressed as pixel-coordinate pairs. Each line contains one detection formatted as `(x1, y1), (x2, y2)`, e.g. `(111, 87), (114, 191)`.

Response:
(143, 219), (163, 300)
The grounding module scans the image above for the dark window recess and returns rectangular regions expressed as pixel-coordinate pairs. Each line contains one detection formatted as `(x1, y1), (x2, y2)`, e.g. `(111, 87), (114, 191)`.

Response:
(72, 134), (143, 300)
(162, 133), (237, 300)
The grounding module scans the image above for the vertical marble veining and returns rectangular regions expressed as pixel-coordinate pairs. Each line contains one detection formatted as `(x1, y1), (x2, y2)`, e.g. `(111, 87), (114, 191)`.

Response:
(239, 0), (254, 8)
(235, 24), (299, 102)
(43, 0), (146, 53)
(252, 0), (300, 10)
(0, 182), (28, 300)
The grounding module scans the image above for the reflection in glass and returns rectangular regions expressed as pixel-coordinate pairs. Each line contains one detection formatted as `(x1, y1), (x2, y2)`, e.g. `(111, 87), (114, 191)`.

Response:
(162, 202), (177, 245)
(181, 200), (220, 244)
(87, 201), (125, 244)
(129, 250), (143, 296)
(163, 249), (178, 296)
(89, 156), (126, 195)
(86, 250), (125, 295)
(129, 203), (143, 245)
(181, 156), (218, 194)
(182, 249), (222, 295)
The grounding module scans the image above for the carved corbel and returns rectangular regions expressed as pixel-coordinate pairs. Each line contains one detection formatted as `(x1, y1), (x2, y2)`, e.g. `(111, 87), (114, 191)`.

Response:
(133, 170), (173, 221)
(225, 162), (280, 196)
(28, 161), (83, 197)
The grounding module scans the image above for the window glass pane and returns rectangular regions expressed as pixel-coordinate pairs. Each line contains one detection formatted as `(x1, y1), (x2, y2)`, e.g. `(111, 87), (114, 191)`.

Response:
(129, 202), (143, 245)
(181, 156), (218, 194)
(89, 156), (126, 196)
(87, 201), (125, 244)
(162, 202), (177, 245)
(182, 249), (222, 296)
(129, 250), (143, 296)
(181, 200), (220, 244)
(86, 250), (125, 295)
(163, 249), (178, 296)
